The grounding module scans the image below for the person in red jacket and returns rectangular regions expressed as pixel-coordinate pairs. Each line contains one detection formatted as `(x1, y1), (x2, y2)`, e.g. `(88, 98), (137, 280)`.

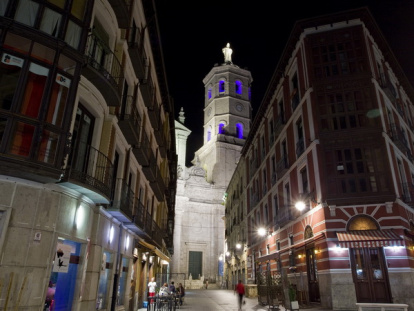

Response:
(234, 279), (245, 310)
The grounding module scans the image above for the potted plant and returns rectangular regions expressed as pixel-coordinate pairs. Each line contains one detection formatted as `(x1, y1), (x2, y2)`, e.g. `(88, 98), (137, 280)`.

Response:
(289, 284), (299, 311)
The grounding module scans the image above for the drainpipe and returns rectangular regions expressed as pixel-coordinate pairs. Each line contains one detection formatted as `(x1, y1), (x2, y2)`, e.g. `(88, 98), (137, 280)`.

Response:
(111, 225), (123, 311)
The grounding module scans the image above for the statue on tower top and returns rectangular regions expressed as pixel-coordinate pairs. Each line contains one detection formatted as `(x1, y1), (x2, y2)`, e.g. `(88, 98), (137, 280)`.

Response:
(222, 43), (233, 64)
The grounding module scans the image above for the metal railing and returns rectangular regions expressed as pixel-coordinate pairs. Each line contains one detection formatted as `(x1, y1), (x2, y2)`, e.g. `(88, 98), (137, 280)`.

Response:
(65, 142), (113, 198)
(85, 33), (123, 95)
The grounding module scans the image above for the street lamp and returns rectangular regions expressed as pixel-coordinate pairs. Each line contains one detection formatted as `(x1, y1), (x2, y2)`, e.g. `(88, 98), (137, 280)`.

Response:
(258, 227), (267, 237)
(236, 243), (242, 249)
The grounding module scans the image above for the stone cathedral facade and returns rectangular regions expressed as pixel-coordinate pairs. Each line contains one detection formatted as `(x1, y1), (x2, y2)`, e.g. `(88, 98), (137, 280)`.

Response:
(172, 45), (252, 287)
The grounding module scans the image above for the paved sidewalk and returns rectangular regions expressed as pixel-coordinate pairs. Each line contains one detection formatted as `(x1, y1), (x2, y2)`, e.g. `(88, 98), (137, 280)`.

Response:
(137, 289), (336, 311)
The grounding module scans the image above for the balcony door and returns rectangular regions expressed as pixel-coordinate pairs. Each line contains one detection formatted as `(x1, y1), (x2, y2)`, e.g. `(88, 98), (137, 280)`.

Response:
(71, 105), (94, 172)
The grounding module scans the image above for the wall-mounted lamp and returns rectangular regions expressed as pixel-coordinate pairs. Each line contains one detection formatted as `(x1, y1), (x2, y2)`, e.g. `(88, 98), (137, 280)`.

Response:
(75, 204), (85, 229)
(314, 247), (320, 254)
(109, 225), (114, 244)
(125, 235), (130, 250)
(295, 191), (319, 211)
(236, 243), (242, 249)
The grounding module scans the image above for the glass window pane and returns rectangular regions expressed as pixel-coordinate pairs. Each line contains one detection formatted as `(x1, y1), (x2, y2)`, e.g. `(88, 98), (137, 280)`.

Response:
(20, 63), (49, 118)
(65, 21), (81, 49)
(97, 251), (112, 309)
(46, 74), (70, 126)
(71, 0), (87, 20)
(32, 43), (56, 64)
(117, 257), (128, 306)
(0, 1), (9, 16)
(47, 0), (65, 9)
(0, 117), (6, 146)
(40, 8), (62, 37)
(9, 121), (35, 156)
(15, 0), (39, 27)
(38, 129), (59, 164)
(0, 53), (24, 110)
(4, 33), (31, 54)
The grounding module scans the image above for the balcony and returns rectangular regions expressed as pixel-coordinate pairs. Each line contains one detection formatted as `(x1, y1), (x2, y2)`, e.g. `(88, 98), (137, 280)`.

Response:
(277, 205), (294, 227)
(296, 137), (305, 158)
(142, 151), (157, 182)
(148, 101), (161, 131)
(274, 115), (285, 136)
(379, 76), (398, 102)
(291, 89), (300, 111)
(108, 0), (131, 28)
(83, 34), (123, 106)
(276, 155), (289, 178)
(150, 167), (166, 201)
(60, 143), (113, 204)
(132, 131), (151, 166)
(118, 95), (141, 146)
(128, 28), (148, 80)
(140, 74), (156, 108)
(107, 178), (135, 222)
(401, 182), (414, 208)
(271, 172), (277, 185)
(389, 123), (409, 154)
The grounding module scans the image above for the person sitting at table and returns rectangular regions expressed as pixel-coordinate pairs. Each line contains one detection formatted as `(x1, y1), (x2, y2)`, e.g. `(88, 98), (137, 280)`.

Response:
(159, 283), (170, 296)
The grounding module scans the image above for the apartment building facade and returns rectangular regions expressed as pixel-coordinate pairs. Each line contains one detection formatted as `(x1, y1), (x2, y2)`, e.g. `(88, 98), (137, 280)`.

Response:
(225, 8), (414, 310)
(0, 0), (176, 310)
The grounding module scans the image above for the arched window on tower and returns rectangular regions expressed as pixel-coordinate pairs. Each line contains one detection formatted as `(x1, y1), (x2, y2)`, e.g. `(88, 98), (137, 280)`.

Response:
(218, 123), (225, 134)
(207, 126), (212, 141)
(235, 80), (242, 95)
(236, 123), (243, 139)
(208, 87), (212, 99)
(219, 80), (225, 93)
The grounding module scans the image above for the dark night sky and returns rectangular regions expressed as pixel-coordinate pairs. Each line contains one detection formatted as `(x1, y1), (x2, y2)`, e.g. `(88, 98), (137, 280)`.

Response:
(155, 1), (414, 166)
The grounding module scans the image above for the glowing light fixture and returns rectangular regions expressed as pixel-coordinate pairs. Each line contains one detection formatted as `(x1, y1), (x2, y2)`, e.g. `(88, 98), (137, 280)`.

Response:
(258, 227), (267, 237)
(109, 225), (114, 244)
(75, 205), (85, 229)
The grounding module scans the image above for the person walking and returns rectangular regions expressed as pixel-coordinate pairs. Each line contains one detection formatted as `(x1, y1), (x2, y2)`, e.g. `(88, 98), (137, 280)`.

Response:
(177, 283), (185, 306)
(234, 279), (245, 310)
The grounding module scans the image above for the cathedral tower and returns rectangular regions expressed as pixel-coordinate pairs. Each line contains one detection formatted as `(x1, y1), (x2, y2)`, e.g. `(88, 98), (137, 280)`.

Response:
(172, 43), (253, 286)
(195, 43), (253, 187)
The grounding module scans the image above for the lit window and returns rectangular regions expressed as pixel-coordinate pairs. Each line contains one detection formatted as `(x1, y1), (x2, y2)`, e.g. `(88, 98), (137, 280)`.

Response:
(219, 80), (225, 93)
(208, 87), (212, 99)
(236, 123), (243, 139)
(235, 80), (242, 94)
(207, 128), (211, 141)
(218, 123), (225, 134)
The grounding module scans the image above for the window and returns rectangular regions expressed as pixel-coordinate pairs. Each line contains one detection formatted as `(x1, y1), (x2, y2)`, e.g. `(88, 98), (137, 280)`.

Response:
(300, 167), (308, 194)
(12, 0), (87, 50)
(291, 73), (300, 110)
(325, 146), (389, 195)
(235, 80), (242, 95)
(269, 119), (275, 144)
(219, 80), (225, 93)
(296, 119), (304, 157)
(207, 127), (212, 141)
(116, 257), (129, 306)
(272, 195), (278, 223)
(278, 99), (285, 124)
(218, 123), (225, 134)
(208, 87), (212, 99)
(236, 123), (243, 139)
(311, 28), (365, 79)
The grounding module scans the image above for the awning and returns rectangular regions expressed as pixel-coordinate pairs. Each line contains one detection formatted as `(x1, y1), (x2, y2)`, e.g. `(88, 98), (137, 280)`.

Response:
(154, 248), (170, 262)
(336, 230), (403, 248)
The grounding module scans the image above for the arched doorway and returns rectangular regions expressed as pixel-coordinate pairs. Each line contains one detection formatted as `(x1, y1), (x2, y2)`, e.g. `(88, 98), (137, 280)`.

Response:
(346, 215), (392, 303)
